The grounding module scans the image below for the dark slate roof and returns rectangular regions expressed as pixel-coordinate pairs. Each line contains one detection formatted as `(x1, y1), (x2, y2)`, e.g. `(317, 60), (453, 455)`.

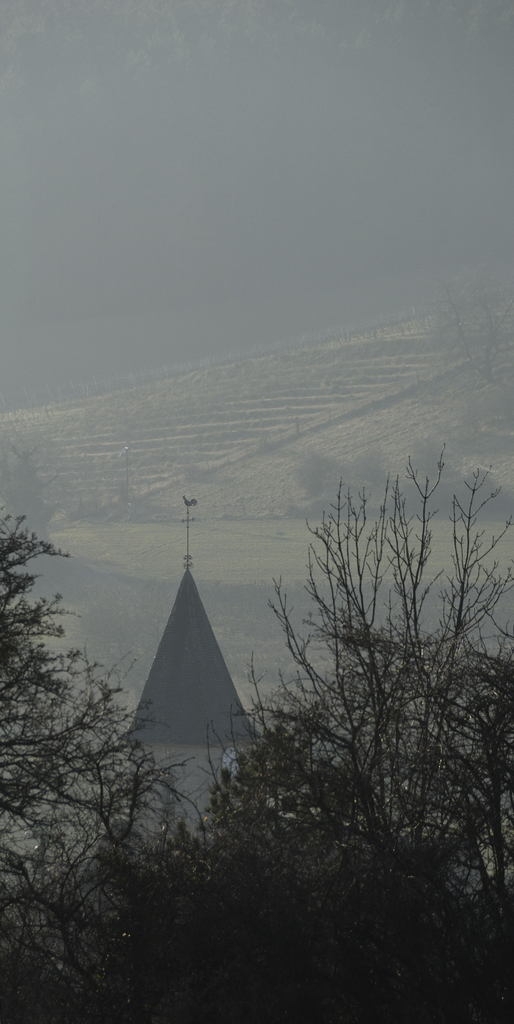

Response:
(133, 569), (249, 747)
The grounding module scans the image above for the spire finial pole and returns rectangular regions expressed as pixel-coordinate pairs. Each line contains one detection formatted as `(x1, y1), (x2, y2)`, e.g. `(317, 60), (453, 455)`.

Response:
(182, 496), (198, 569)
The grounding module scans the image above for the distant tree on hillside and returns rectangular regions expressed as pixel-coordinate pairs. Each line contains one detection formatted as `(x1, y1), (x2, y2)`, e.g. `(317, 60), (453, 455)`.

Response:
(296, 451), (340, 499)
(437, 277), (514, 382)
(0, 444), (54, 537)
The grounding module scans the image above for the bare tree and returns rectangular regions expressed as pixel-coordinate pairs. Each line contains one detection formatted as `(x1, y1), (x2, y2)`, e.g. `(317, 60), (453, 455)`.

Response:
(0, 513), (171, 1021)
(207, 459), (514, 1019)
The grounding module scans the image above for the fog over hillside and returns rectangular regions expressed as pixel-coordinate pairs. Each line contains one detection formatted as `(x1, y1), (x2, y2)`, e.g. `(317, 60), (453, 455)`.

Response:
(2, 1), (513, 396)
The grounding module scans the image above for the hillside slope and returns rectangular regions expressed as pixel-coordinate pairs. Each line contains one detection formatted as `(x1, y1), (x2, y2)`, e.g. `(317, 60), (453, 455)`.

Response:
(2, 317), (514, 523)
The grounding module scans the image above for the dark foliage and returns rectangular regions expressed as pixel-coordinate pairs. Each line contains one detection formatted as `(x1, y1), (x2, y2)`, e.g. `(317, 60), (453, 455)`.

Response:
(0, 514), (164, 1023)
(201, 460), (514, 1022)
(2, 462), (514, 1021)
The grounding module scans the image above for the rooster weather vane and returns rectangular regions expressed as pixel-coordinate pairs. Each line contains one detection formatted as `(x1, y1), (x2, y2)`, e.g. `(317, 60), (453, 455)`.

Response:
(182, 495), (198, 569)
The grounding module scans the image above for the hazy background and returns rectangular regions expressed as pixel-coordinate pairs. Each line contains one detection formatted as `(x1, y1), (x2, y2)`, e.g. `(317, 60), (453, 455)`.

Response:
(2, 1), (513, 398)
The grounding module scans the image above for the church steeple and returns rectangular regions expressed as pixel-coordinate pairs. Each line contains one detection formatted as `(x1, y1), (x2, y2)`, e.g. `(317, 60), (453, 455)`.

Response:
(133, 568), (248, 748)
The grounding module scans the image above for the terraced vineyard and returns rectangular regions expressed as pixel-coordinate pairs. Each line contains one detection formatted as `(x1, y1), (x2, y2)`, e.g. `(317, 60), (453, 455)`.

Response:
(0, 319), (452, 517)
(2, 314), (514, 526)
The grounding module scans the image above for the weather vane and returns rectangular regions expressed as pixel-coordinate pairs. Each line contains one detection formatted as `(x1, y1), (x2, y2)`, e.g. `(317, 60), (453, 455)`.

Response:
(182, 495), (198, 569)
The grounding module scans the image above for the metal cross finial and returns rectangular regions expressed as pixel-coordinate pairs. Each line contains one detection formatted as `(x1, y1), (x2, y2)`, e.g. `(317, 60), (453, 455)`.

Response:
(182, 495), (198, 569)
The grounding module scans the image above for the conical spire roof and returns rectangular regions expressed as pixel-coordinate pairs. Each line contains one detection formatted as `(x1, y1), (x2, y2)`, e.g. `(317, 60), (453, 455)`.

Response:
(134, 568), (248, 747)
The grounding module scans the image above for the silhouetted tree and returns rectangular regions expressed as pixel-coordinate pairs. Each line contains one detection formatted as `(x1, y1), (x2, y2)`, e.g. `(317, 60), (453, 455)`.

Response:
(4, 461), (514, 1022)
(0, 513), (166, 1022)
(205, 459), (514, 1021)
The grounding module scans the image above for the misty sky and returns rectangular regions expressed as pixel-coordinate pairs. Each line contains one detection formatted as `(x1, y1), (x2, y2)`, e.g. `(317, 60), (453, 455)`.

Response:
(2, 2), (513, 398)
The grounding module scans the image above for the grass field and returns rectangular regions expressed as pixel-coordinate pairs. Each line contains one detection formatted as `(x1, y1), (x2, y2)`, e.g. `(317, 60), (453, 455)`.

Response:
(51, 512), (514, 589)
(51, 518), (313, 585)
